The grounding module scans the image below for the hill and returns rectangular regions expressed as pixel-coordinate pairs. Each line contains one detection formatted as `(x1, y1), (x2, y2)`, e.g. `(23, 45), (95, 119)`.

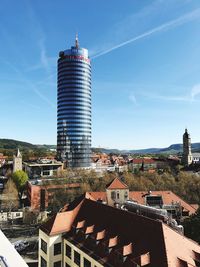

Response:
(1, 138), (200, 155)
(93, 143), (200, 155)
(0, 139), (36, 150)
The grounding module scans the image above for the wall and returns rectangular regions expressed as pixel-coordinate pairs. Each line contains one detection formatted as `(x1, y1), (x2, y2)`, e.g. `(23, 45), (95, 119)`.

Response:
(106, 188), (129, 207)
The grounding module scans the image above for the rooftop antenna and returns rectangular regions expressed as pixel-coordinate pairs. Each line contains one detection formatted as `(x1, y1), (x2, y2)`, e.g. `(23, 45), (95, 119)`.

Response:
(75, 33), (79, 49)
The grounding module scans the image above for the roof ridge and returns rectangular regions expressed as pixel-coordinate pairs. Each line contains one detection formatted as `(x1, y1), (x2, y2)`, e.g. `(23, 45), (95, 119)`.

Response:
(106, 177), (128, 189)
(168, 191), (197, 212)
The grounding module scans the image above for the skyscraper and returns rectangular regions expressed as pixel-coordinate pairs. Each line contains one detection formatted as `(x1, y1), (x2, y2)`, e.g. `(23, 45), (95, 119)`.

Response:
(57, 36), (91, 168)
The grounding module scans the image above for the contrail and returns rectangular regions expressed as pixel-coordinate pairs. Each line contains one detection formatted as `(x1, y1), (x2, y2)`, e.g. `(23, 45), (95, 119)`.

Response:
(92, 8), (200, 59)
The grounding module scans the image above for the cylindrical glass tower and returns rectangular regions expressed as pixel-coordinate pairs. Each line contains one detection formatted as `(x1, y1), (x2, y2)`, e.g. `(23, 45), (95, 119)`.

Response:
(57, 36), (91, 168)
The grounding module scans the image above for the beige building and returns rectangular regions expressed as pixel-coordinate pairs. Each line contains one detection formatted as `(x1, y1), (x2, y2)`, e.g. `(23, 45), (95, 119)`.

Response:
(39, 193), (200, 267)
(106, 177), (129, 207)
(13, 148), (22, 172)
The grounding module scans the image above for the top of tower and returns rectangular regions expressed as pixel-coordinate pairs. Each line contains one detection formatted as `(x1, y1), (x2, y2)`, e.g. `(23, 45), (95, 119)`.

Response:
(75, 33), (79, 49)
(59, 34), (90, 62)
(16, 148), (22, 158)
(183, 128), (190, 138)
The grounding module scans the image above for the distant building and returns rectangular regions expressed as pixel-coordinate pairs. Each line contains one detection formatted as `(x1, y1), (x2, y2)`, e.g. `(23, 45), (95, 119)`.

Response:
(128, 158), (157, 172)
(27, 179), (80, 211)
(0, 153), (7, 167)
(192, 153), (200, 164)
(0, 210), (23, 222)
(23, 159), (63, 179)
(182, 129), (193, 166)
(182, 129), (200, 166)
(38, 193), (200, 267)
(106, 178), (129, 207)
(13, 148), (22, 172)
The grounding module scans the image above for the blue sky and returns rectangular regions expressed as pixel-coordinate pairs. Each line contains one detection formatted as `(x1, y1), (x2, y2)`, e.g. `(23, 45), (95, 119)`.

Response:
(1, 0), (200, 149)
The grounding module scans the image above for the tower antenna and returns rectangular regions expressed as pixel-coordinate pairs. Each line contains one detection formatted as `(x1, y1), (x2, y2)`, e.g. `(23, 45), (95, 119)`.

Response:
(75, 33), (79, 49)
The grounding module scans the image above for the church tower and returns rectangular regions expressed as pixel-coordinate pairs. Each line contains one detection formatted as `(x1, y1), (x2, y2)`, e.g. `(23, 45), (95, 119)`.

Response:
(182, 129), (193, 166)
(13, 148), (22, 172)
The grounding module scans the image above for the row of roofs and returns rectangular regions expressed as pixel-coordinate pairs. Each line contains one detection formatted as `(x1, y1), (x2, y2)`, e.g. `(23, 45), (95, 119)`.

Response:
(89, 178), (197, 216)
(27, 177), (197, 218)
(92, 153), (180, 164)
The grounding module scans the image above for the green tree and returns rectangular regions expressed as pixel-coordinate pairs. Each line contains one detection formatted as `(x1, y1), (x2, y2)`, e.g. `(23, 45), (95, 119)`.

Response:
(183, 208), (200, 244)
(12, 170), (28, 202)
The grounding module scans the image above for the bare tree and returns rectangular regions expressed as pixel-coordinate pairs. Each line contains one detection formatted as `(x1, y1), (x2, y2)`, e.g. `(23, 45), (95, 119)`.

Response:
(1, 178), (19, 211)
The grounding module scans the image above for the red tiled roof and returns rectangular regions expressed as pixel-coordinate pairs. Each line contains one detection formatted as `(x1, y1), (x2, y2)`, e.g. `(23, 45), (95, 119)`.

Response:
(162, 223), (200, 266)
(89, 192), (107, 202)
(89, 190), (196, 215)
(129, 191), (196, 215)
(106, 177), (128, 190)
(132, 158), (156, 164)
(191, 204), (199, 210)
(41, 193), (95, 235)
(41, 194), (200, 266)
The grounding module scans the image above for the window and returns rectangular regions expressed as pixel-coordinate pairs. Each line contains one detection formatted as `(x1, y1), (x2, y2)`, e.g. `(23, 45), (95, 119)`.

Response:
(74, 250), (80, 266)
(43, 171), (50, 176)
(41, 239), (47, 254)
(54, 261), (61, 267)
(111, 191), (116, 200)
(83, 258), (91, 267)
(65, 244), (72, 258)
(41, 256), (47, 267)
(54, 242), (61, 255)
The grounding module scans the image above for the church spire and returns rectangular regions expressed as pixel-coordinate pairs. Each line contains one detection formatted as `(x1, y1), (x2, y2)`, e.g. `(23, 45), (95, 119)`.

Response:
(75, 33), (79, 49)
(17, 148), (22, 157)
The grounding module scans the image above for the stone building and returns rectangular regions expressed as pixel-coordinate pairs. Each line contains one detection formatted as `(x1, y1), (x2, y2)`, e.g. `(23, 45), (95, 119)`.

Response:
(182, 128), (200, 166)
(13, 148), (22, 172)
(106, 177), (129, 207)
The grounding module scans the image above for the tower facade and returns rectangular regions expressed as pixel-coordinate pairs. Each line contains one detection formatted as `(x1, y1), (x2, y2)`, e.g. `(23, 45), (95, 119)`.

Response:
(182, 129), (193, 166)
(13, 148), (22, 172)
(57, 36), (91, 168)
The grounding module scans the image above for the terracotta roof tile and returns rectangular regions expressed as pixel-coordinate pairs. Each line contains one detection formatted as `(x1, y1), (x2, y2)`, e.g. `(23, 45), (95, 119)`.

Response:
(123, 242), (132, 256)
(162, 223), (200, 266)
(88, 192), (107, 202)
(96, 229), (106, 241)
(40, 211), (74, 236)
(41, 194), (89, 236)
(132, 158), (156, 164)
(85, 225), (94, 234)
(106, 177), (128, 190)
(134, 252), (151, 266)
(76, 220), (85, 229)
(108, 236), (118, 248)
